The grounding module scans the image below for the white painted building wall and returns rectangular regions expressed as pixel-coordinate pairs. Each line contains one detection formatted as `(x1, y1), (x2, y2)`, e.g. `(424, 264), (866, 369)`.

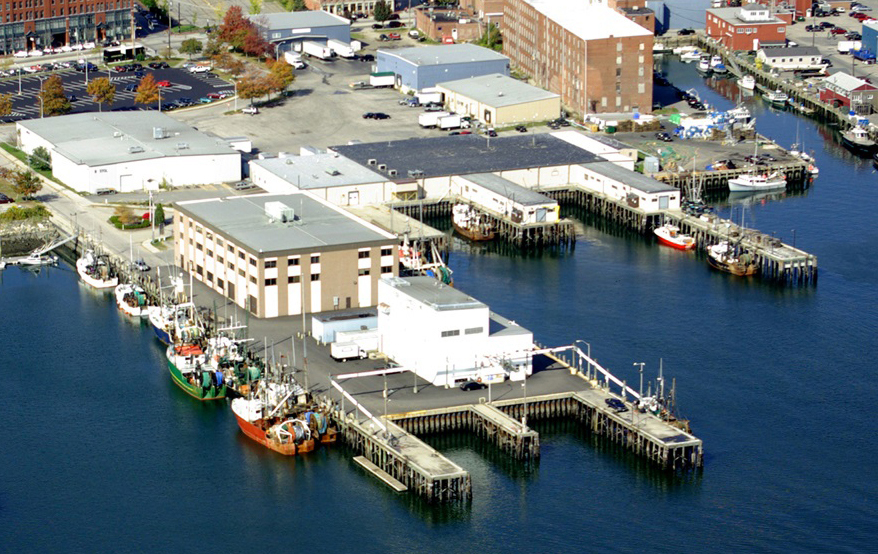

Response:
(451, 175), (559, 224)
(569, 164), (680, 213)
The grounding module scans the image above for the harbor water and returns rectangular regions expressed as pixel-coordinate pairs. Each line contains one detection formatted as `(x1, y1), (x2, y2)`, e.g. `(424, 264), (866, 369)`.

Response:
(2, 60), (877, 552)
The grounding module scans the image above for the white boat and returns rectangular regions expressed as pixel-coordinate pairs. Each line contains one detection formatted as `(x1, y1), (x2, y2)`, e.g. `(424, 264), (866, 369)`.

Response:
(739, 75), (756, 90)
(697, 56), (712, 73)
(654, 224), (696, 250)
(76, 249), (118, 289)
(115, 283), (149, 318)
(710, 55), (723, 68)
(841, 125), (877, 156)
(728, 171), (787, 192)
(712, 63), (729, 74)
(17, 252), (57, 266)
(727, 105), (752, 123)
(764, 89), (788, 104)
(680, 49), (702, 62)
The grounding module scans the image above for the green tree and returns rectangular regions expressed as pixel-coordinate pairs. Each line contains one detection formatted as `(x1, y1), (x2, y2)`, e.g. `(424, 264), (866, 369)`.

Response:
(29, 146), (51, 171)
(477, 23), (502, 52)
(135, 73), (160, 106)
(204, 37), (224, 58)
(86, 77), (116, 112)
(248, 0), (263, 14)
(285, 0), (307, 11)
(154, 203), (166, 235)
(180, 38), (204, 59)
(373, 0), (391, 22)
(0, 93), (12, 117)
(12, 169), (42, 199)
(38, 75), (71, 117)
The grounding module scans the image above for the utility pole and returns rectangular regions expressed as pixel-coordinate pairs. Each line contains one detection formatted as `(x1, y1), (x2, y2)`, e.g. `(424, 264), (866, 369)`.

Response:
(167, 1), (173, 58)
(634, 362), (645, 398)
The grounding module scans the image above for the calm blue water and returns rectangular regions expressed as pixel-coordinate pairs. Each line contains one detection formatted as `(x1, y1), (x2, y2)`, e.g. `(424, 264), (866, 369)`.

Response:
(2, 61), (877, 553)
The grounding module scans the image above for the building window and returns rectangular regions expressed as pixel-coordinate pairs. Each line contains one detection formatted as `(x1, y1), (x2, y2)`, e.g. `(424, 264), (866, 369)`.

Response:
(358, 250), (370, 259)
(265, 278), (277, 286)
(206, 271), (213, 282)
(616, 42), (622, 52)
(196, 243), (202, 251)
(238, 251), (245, 260)
(778, 27), (784, 32)
(638, 83), (645, 94)
(381, 265), (392, 274)
(381, 247), (392, 256)
(217, 256), (223, 266)
(238, 269), (245, 277)
(216, 278), (224, 290)
(288, 256), (300, 265)
(250, 276), (257, 284)
(310, 273), (320, 281)
(250, 257), (256, 267)
(206, 249), (213, 258)
(441, 329), (460, 338)
(215, 237), (223, 247)
(265, 260), (277, 268)
(465, 327), (483, 335)
(358, 268), (370, 276)
(288, 275), (301, 284)
(196, 265), (203, 276)
(311, 255), (320, 264)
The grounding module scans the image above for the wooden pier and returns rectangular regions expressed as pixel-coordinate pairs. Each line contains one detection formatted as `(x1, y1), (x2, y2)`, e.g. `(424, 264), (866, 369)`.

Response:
(653, 160), (811, 194)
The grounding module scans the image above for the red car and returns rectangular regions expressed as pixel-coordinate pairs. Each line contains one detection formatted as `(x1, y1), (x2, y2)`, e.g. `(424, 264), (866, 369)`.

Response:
(387, 33), (401, 40)
(830, 27), (847, 35)
(156, 80), (172, 87)
(206, 92), (222, 99)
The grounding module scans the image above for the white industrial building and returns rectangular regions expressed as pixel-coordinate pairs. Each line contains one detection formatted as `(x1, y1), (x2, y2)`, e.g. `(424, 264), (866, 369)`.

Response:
(571, 161), (680, 213)
(17, 113), (242, 194)
(450, 173), (559, 224)
(435, 73), (561, 127)
(378, 276), (534, 387)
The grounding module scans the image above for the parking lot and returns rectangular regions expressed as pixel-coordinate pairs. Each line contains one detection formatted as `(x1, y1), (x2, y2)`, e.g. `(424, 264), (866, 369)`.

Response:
(0, 65), (232, 122)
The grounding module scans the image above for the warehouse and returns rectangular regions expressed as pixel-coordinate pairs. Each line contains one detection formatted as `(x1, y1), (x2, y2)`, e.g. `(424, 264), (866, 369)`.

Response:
(571, 161), (680, 213)
(174, 191), (398, 319)
(250, 10), (351, 55)
(450, 173), (559, 224)
(435, 73), (560, 127)
(16, 112), (241, 194)
(378, 276), (534, 387)
(376, 43), (510, 93)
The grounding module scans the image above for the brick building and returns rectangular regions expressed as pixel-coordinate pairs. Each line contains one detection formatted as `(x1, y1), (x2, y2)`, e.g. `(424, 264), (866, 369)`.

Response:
(0, 0), (131, 54)
(414, 8), (482, 43)
(819, 72), (878, 115)
(502, 0), (654, 116)
(612, 0), (656, 33)
(705, 3), (787, 51)
(303, 0), (377, 17)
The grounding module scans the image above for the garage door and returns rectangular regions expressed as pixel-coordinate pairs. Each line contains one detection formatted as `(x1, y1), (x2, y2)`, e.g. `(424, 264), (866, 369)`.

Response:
(119, 174), (134, 192)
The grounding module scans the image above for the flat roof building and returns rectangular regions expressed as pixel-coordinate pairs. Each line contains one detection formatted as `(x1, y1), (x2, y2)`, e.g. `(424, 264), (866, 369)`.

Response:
(503, 0), (654, 116)
(376, 43), (510, 92)
(706, 4), (787, 51)
(17, 112), (242, 194)
(250, 10), (351, 54)
(174, 191), (398, 318)
(436, 73), (561, 126)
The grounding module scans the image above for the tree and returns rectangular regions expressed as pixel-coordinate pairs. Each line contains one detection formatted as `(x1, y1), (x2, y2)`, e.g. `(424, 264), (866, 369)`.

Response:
(267, 58), (295, 95)
(237, 70), (270, 105)
(135, 74), (160, 106)
(38, 75), (71, 117)
(213, 51), (245, 76)
(248, 0), (263, 15)
(242, 28), (269, 58)
(204, 37), (224, 59)
(373, 0), (391, 22)
(284, 0), (307, 11)
(113, 205), (141, 226)
(86, 77), (115, 112)
(219, 5), (252, 50)
(29, 146), (51, 171)
(477, 23), (502, 52)
(154, 203), (166, 235)
(0, 93), (12, 117)
(180, 38), (204, 59)
(12, 169), (42, 199)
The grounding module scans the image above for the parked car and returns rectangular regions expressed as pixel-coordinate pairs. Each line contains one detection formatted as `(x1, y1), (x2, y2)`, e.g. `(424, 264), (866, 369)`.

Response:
(362, 112), (377, 119)
(387, 33), (401, 40)
(242, 106), (259, 115)
(819, 21), (835, 29)
(372, 112), (390, 119)
(218, 90), (234, 98)
(805, 24), (820, 32)
(358, 54), (375, 62)
(124, 83), (137, 91)
(148, 62), (162, 69)
(156, 80), (172, 87)
(189, 65), (211, 73)
(206, 92), (222, 99)
(459, 380), (487, 391)
(0, 193), (13, 204)
(605, 398), (628, 413)
(199, 97), (213, 103)
(386, 21), (403, 28)
(677, 28), (695, 35)
(371, 23), (384, 29)
(133, 259), (150, 272)
(655, 131), (673, 142)
(846, 32), (861, 40)
(177, 97), (193, 106)
(515, 125), (527, 133)
(486, 128), (497, 137)
(387, 13), (400, 20)
(830, 27), (847, 35)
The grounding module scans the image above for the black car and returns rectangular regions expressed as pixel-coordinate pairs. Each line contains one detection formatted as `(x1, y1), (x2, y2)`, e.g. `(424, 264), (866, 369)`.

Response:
(820, 21), (835, 29)
(362, 112), (376, 119)
(460, 380), (487, 391)
(386, 20), (403, 28)
(487, 129), (498, 137)
(846, 32), (861, 40)
(0, 193), (13, 204)
(677, 28), (695, 35)
(372, 23), (384, 29)
(515, 125), (527, 133)
(124, 83), (138, 91)
(134, 70), (146, 78)
(805, 24), (819, 32)
(379, 34), (389, 41)
(605, 398), (628, 412)
(655, 131), (673, 142)
(177, 97), (194, 106)
(373, 112), (391, 119)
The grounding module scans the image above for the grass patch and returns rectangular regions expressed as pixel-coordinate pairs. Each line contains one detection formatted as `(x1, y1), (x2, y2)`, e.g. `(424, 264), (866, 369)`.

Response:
(0, 143), (70, 190)
(654, 107), (680, 115)
(150, 237), (170, 250)
(351, 32), (367, 42)
(109, 215), (151, 230)
(0, 204), (51, 222)
(172, 25), (200, 33)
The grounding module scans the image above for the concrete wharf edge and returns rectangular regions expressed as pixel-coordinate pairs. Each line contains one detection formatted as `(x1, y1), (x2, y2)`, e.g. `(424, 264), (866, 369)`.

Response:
(353, 456), (408, 492)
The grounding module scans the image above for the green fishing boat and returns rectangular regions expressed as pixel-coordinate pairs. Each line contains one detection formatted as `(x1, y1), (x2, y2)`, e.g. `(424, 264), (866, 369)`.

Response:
(166, 343), (227, 401)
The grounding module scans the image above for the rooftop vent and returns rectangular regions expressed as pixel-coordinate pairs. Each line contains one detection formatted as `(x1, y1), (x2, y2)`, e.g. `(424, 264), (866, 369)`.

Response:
(285, 158), (294, 165)
(152, 127), (167, 139)
(113, 131), (123, 138)
(325, 168), (340, 176)
(176, 142), (189, 150)
(265, 201), (296, 224)
(407, 169), (425, 178)
(378, 164), (387, 171)
(128, 146), (145, 154)
(388, 169), (397, 177)
(367, 158), (377, 165)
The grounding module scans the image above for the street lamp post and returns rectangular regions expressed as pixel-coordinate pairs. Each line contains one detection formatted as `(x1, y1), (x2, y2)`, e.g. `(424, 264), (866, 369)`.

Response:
(634, 362), (645, 398)
(37, 76), (45, 118)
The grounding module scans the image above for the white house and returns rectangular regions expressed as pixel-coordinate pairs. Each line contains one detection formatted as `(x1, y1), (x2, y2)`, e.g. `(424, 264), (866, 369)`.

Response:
(757, 46), (825, 72)
(17, 112), (241, 194)
(378, 276), (534, 387)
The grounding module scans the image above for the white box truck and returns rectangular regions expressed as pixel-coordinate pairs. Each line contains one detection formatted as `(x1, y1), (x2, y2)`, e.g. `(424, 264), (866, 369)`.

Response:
(327, 39), (356, 58)
(419, 111), (450, 127)
(838, 41), (861, 54)
(369, 71), (395, 87)
(330, 342), (366, 362)
(438, 114), (468, 130)
(301, 41), (336, 60)
(417, 90), (443, 104)
(284, 51), (306, 69)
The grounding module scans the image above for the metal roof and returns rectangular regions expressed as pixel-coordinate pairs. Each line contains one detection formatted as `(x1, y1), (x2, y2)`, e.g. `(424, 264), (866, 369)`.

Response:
(250, 153), (387, 190)
(437, 73), (559, 108)
(17, 112), (238, 167)
(585, 162), (678, 194)
(523, 0), (652, 40)
(382, 276), (487, 311)
(175, 192), (395, 256)
(760, 46), (820, 57)
(823, 72), (874, 92)
(461, 173), (556, 207)
(379, 43), (508, 67)
(708, 6), (783, 24)
(488, 312), (531, 337)
(330, 134), (599, 179)
(249, 11), (350, 30)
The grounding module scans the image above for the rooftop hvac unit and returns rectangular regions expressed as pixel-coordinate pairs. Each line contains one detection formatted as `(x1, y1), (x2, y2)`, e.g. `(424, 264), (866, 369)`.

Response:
(407, 169), (425, 178)
(176, 142), (189, 150)
(128, 146), (145, 153)
(285, 158), (294, 164)
(325, 168), (340, 176)
(113, 131), (123, 138)
(153, 127), (167, 139)
(367, 158), (377, 165)
(388, 169), (397, 176)
(265, 201), (296, 223)
(378, 164), (387, 171)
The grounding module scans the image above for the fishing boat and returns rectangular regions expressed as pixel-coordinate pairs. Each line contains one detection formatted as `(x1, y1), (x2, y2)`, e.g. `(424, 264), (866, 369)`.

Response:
(654, 223), (696, 250)
(707, 241), (758, 276)
(680, 49), (702, 62)
(696, 56), (712, 74)
(712, 62), (729, 75)
(230, 381), (316, 456)
(727, 104), (752, 124)
(147, 304), (175, 345)
(709, 55), (723, 69)
(727, 171), (787, 192)
(76, 249), (118, 289)
(114, 283), (149, 318)
(166, 342), (227, 401)
(452, 204), (495, 241)
(763, 89), (789, 105)
(738, 74), (756, 90)
(841, 125), (877, 156)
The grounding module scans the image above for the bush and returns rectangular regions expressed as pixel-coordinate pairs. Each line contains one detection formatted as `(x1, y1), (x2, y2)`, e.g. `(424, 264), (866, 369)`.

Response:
(0, 205), (50, 222)
(109, 215), (151, 230)
(29, 146), (51, 171)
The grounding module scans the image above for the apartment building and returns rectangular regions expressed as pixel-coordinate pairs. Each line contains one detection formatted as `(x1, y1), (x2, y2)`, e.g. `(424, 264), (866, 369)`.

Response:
(502, 0), (654, 116)
(0, 0), (131, 55)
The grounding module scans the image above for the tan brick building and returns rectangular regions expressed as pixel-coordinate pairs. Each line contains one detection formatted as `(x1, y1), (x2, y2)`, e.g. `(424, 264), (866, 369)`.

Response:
(502, 0), (654, 116)
(174, 192), (398, 319)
